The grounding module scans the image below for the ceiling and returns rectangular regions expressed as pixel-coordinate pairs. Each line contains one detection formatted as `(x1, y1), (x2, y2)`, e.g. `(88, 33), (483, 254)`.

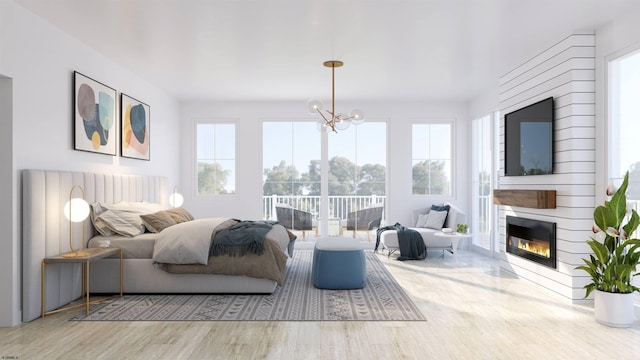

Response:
(14, 0), (640, 103)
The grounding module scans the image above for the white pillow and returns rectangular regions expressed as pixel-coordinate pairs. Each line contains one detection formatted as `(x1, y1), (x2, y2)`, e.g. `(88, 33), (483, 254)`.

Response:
(415, 214), (429, 228)
(90, 201), (163, 236)
(95, 210), (145, 237)
(425, 210), (448, 230)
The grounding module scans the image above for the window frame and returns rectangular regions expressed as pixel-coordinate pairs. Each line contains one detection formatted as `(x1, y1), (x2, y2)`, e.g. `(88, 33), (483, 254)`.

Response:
(410, 120), (455, 197)
(194, 119), (237, 197)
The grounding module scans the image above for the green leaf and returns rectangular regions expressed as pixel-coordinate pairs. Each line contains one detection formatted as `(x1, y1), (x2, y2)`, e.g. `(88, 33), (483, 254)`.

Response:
(584, 284), (596, 298)
(609, 172), (629, 225)
(623, 210), (640, 237)
(587, 239), (610, 265)
(576, 263), (597, 279)
(593, 206), (616, 234)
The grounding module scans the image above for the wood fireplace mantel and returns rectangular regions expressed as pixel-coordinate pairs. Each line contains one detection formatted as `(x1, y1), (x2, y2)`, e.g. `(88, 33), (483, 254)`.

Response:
(493, 189), (556, 209)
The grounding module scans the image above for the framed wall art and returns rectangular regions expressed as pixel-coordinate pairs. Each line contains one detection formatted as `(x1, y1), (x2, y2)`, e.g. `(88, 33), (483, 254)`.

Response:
(73, 71), (117, 155)
(120, 93), (150, 160)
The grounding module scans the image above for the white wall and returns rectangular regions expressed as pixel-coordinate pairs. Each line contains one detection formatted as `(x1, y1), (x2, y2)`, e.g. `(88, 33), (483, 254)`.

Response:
(0, 76), (14, 327)
(0, 1), (181, 326)
(180, 100), (470, 232)
(497, 34), (596, 301)
(469, 87), (499, 121)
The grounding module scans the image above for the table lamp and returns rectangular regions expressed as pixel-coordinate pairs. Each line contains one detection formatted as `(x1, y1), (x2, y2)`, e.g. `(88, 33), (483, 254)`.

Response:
(169, 186), (184, 208)
(63, 185), (90, 257)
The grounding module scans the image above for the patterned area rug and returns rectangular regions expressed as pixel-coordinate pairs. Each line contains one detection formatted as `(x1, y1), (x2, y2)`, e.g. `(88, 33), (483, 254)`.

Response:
(72, 250), (425, 321)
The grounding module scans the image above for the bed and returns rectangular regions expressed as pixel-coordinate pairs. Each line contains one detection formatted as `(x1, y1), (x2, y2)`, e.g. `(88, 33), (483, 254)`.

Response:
(22, 170), (294, 322)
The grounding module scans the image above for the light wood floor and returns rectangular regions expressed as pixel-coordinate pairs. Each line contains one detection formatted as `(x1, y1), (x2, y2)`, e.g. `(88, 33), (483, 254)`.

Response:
(1, 250), (639, 360)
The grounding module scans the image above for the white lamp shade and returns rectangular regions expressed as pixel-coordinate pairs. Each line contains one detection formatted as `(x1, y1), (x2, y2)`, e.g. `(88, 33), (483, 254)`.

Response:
(64, 198), (90, 223)
(307, 99), (324, 114)
(351, 108), (365, 124)
(316, 119), (328, 132)
(169, 192), (184, 208)
(335, 115), (351, 130)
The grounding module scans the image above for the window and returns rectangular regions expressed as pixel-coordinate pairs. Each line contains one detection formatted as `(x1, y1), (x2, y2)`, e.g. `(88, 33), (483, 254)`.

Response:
(262, 121), (320, 220)
(196, 122), (236, 195)
(412, 123), (452, 195)
(328, 122), (387, 220)
(610, 50), (640, 185)
(262, 120), (386, 240)
(471, 114), (494, 251)
(609, 49), (640, 293)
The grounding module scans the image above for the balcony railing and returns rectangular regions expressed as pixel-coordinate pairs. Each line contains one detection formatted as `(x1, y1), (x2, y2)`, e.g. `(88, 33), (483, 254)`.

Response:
(263, 195), (386, 222)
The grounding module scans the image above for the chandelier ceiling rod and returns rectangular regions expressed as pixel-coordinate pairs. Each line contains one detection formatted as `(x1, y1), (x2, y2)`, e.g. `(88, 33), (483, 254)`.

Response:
(327, 60), (341, 120)
(307, 60), (365, 133)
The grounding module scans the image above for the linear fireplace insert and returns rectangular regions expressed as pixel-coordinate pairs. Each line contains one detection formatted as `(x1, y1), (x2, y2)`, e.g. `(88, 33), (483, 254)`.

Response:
(506, 215), (556, 269)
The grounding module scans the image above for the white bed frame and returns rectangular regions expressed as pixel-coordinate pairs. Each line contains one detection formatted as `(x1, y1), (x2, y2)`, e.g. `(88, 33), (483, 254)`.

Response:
(22, 169), (277, 322)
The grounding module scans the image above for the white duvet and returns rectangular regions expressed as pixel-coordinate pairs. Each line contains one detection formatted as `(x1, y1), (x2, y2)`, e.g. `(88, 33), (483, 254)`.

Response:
(152, 218), (229, 265)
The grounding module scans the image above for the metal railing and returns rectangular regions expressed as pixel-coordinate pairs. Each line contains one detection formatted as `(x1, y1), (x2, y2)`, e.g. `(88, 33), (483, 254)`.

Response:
(263, 195), (386, 221)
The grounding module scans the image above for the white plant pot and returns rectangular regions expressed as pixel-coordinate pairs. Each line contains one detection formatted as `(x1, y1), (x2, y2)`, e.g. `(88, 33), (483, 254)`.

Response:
(594, 290), (635, 328)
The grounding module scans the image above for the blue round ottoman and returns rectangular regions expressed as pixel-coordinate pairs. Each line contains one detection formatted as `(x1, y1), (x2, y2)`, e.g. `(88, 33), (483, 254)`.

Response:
(312, 237), (367, 289)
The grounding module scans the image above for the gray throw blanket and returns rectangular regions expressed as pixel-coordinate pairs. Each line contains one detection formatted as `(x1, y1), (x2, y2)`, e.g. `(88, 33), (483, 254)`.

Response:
(376, 223), (426, 261)
(210, 220), (277, 257)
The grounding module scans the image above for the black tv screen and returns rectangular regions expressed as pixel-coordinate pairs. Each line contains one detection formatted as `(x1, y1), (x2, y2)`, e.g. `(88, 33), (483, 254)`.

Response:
(504, 97), (554, 176)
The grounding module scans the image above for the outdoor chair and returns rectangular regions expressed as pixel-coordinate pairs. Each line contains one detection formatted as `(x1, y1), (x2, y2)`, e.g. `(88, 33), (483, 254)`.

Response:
(343, 205), (384, 241)
(275, 205), (313, 239)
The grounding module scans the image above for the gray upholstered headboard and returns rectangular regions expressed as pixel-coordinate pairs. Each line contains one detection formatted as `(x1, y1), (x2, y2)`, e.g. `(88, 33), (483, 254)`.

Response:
(22, 169), (167, 322)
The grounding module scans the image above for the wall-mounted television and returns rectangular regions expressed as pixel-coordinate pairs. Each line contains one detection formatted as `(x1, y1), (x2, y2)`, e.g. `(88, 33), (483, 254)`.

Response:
(504, 97), (554, 176)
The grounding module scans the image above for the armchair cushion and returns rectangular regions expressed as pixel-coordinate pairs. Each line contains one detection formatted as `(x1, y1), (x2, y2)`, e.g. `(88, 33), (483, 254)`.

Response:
(424, 210), (448, 229)
(412, 203), (465, 229)
(415, 213), (429, 228)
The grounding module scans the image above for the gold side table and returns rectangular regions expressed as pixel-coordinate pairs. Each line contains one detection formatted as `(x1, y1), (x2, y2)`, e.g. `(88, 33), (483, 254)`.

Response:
(41, 247), (123, 318)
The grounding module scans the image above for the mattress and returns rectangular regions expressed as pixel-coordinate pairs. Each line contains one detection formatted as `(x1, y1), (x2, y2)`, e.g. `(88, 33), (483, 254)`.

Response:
(87, 233), (156, 259)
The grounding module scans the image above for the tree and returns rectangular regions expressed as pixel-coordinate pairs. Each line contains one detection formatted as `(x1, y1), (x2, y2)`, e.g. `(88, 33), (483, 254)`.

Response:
(358, 163), (386, 195)
(198, 162), (231, 195)
(412, 160), (449, 195)
(263, 160), (303, 196)
(301, 160), (321, 196)
(478, 170), (491, 196)
(269, 156), (388, 199)
(328, 156), (358, 195)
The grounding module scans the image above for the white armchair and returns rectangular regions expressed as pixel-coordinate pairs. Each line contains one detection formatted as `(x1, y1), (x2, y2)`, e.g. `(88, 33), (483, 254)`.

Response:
(379, 203), (466, 257)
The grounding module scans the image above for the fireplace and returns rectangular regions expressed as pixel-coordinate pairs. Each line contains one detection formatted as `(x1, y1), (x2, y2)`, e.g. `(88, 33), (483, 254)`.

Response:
(506, 215), (556, 269)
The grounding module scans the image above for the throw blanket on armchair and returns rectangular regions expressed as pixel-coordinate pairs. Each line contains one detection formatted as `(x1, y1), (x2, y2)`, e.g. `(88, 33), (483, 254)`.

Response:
(376, 223), (427, 261)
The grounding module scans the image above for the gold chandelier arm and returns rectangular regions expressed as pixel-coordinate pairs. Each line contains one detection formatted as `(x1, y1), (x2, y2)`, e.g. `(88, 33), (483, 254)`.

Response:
(315, 108), (337, 132)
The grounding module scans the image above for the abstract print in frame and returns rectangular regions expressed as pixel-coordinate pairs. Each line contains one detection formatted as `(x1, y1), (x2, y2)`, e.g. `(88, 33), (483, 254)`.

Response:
(74, 71), (117, 155)
(121, 93), (150, 160)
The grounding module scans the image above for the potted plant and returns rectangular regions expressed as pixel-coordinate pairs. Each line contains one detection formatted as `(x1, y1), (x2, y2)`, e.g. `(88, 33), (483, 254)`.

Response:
(576, 171), (640, 327)
(456, 223), (468, 234)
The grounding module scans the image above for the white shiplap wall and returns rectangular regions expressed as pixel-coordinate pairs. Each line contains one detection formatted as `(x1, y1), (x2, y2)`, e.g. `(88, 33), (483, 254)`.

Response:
(497, 34), (595, 301)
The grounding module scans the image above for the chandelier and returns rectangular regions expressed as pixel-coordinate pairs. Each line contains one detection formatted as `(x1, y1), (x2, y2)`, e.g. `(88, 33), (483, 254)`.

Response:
(307, 60), (365, 132)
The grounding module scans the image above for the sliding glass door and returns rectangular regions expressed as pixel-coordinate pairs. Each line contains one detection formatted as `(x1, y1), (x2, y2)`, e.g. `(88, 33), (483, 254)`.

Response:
(471, 112), (498, 255)
(262, 120), (386, 242)
(263, 122), (320, 240)
(328, 122), (387, 240)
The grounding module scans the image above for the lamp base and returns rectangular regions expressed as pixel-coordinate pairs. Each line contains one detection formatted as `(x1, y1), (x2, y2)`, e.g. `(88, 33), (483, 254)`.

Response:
(62, 251), (91, 258)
